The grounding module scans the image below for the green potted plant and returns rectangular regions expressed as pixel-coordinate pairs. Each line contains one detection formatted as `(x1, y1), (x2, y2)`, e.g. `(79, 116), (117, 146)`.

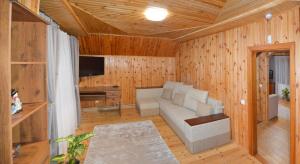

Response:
(51, 132), (94, 164)
(282, 88), (290, 101)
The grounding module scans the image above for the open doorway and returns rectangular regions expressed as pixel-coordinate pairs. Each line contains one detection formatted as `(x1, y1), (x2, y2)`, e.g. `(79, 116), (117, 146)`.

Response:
(256, 52), (290, 163)
(247, 43), (296, 164)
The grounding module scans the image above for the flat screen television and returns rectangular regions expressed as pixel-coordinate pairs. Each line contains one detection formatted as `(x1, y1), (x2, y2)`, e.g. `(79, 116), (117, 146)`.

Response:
(79, 56), (104, 77)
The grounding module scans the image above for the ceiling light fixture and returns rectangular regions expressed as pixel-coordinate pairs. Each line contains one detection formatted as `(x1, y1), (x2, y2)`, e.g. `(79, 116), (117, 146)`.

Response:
(144, 7), (168, 21)
(265, 13), (272, 20)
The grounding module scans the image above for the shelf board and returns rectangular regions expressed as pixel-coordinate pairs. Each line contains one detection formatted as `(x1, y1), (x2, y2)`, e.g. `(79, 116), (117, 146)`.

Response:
(11, 61), (46, 65)
(11, 102), (47, 128)
(12, 1), (49, 24)
(13, 141), (49, 164)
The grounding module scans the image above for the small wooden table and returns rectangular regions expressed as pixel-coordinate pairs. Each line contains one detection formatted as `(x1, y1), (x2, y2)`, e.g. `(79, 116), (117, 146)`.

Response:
(80, 86), (121, 115)
(185, 113), (229, 126)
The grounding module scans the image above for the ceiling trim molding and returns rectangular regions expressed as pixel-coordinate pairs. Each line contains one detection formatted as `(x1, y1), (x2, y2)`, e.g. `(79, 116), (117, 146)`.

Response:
(174, 0), (298, 42)
(150, 25), (209, 36)
(87, 33), (173, 40)
(60, 0), (88, 34)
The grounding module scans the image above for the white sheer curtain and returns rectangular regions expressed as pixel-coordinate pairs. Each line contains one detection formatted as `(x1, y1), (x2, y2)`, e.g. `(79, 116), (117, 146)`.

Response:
(41, 12), (79, 155)
(43, 13), (60, 156)
(55, 31), (78, 153)
(274, 56), (289, 84)
(273, 56), (290, 95)
(70, 36), (81, 126)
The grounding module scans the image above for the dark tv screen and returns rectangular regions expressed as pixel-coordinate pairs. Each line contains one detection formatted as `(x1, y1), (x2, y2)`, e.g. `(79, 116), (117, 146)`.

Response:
(79, 56), (104, 77)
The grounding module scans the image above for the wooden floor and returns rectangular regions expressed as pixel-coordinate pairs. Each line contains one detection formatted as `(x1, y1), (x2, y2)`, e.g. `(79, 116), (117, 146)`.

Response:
(77, 108), (261, 164)
(279, 98), (290, 109)
(257, 105), (290, 164)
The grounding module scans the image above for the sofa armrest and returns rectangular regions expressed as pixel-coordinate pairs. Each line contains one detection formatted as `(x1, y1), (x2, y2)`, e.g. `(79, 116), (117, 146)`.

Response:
(184, 117), (230, 142)
(136, 87), (163, 100)
(185, 113), (228, 126)
(268, 94), (278, 119)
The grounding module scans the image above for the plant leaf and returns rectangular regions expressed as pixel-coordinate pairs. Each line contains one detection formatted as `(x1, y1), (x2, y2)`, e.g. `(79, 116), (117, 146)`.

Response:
(55, 137), (66, 143)
(51, 154), (66, 162)
(76, 132), (95, 143)
(66, 134), (76, 143)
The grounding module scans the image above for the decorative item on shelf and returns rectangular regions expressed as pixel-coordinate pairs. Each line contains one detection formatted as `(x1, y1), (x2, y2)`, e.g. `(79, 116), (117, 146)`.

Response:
(51, 132), (95, 164)
(282, 88), (290, 101)
(12, 144), (21, 158)
(11, 89), (23, 115)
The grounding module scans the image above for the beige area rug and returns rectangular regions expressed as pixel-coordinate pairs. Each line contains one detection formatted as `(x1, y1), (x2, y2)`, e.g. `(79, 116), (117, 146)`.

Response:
(84, 120), (179, 164)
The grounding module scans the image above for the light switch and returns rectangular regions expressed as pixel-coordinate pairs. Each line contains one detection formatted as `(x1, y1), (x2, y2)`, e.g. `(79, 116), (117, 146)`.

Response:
(240, 99), (246, 105)
(267, 35), (272, 44)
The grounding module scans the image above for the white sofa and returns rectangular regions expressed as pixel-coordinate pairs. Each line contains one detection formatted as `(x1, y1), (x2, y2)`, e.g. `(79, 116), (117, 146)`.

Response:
(268, 94), (278, 120)
(136, 81), (231, 154)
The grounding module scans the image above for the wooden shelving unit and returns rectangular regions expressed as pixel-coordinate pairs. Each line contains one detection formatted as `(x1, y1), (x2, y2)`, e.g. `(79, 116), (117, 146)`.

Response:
(12, 1), (48, 24)
(0, 1), (49, 164)
(13, 141), (49, 164)
(11, 61), (47, 65)
(11, 102), (47, 128)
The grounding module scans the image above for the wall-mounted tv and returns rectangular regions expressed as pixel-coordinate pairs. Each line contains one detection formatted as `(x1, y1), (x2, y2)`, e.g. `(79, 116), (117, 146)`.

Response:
(79, 56), (104, 77)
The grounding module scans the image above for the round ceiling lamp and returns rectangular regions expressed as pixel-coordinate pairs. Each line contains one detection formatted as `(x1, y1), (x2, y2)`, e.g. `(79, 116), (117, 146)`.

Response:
(265, 13), (272, 20)
(144, 7), (168, 21)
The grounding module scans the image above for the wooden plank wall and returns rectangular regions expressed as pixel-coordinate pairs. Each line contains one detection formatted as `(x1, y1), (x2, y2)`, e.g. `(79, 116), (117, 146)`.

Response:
(79, 55), (176, 105)
(79, 35), (177, 105)
(176, 6), (300, 160)
(78, 34), (177, 57)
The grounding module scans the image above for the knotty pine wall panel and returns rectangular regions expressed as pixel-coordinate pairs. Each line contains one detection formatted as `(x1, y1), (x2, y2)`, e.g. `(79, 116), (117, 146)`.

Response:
(78, 34), (177, 107)
(78, 34), (177, 57)
(176, 7), (300, 157)
(79, 55), (176, 105)
(79, 34), (177, 106)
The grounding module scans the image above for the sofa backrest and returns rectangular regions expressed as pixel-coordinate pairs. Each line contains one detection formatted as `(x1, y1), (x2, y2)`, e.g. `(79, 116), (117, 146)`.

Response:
(136, 88), (163, 100)
(207, 97), (224, 114)
(161, 81), (225, 115)
(163, 81), (183, 89)
(183, 88), (209, 112)
(172, 84), (193, 99)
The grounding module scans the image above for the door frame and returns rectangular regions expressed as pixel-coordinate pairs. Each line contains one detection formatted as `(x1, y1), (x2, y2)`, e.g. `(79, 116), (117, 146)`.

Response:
(247, 42), (296, 164)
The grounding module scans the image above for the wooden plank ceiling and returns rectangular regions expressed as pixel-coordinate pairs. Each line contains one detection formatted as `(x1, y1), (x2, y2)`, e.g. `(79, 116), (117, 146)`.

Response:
(40, 0), (299, 40)
(40, 0), (225, 37)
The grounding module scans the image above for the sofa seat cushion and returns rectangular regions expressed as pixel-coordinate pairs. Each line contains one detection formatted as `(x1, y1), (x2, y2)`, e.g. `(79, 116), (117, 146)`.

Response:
(137, 98), (159, 110)
(137, 98), (160, 117)
(157, 98), (196, 135)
